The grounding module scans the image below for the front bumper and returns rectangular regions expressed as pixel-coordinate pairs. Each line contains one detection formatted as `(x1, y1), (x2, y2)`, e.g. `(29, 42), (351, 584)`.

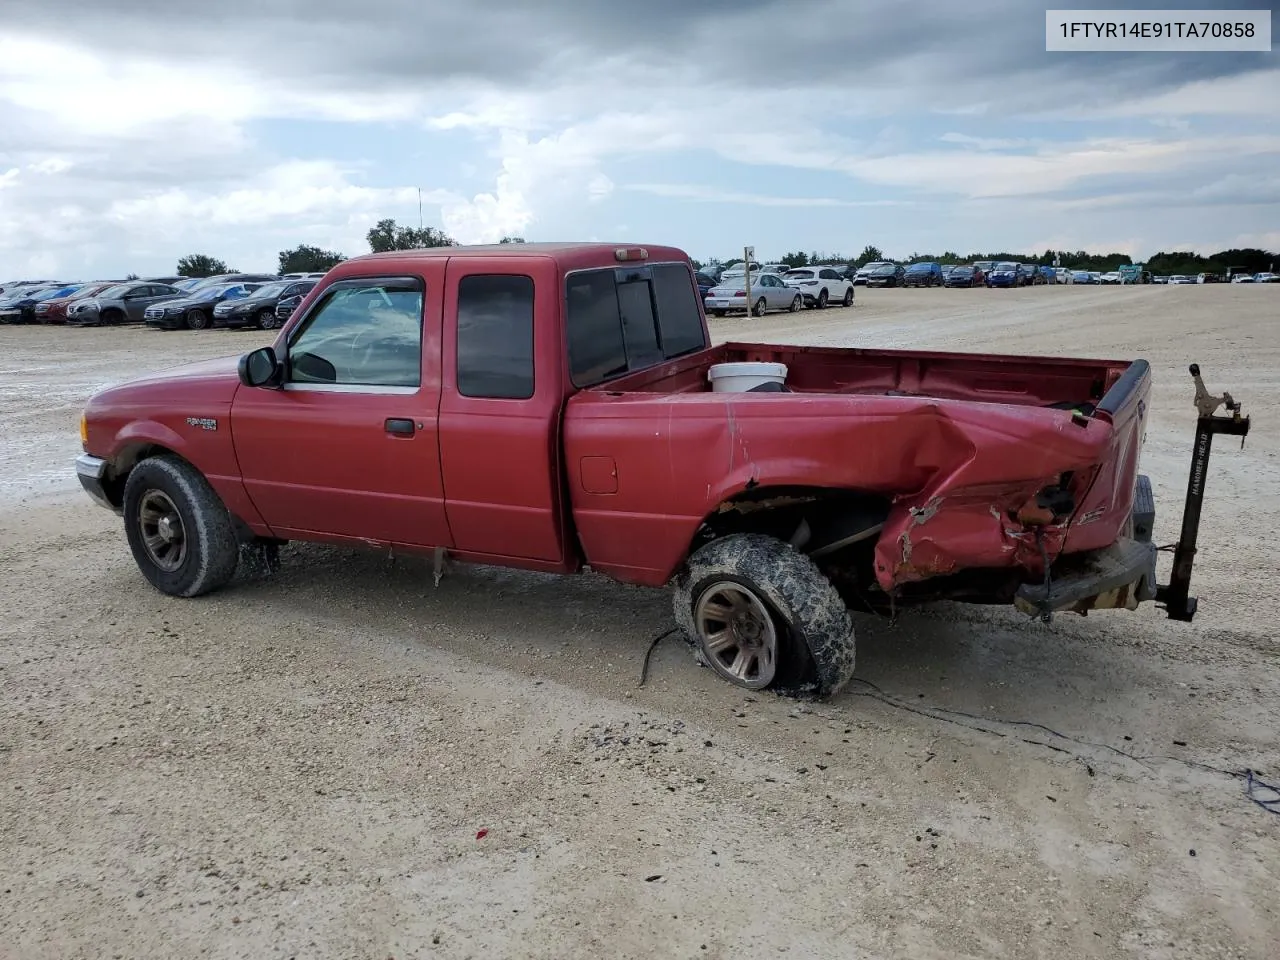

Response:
(145, 314), (185, 330)
(75, 453), (119, 513)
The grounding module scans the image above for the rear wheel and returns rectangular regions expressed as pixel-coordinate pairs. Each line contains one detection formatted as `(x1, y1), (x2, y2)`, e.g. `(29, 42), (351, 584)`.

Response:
(186, 309), (210, 331)
(752, 297), (767, 317)
(672, 533), (856, 697)
(816, 289), (828, 309)
(122, 456), (240, 597)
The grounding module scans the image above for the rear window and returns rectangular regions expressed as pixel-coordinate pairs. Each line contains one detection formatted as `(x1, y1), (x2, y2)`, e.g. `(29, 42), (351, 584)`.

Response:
(566, 263), (707, 387)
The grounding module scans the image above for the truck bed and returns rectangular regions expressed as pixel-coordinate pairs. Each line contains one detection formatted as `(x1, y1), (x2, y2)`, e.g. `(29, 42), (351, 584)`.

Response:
(593, 341), (1132, 410)
(564, 342), (1151, 592)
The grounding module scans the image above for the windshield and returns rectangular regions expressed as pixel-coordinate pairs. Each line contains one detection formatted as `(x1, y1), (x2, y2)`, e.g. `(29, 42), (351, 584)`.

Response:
(97, 284), (133, 299)
(785, 270), (814, 280)
(194, 284), (234, 301)
(35, 285), (79, 301)
(861, 262), (889, 271)
(871, 265), (895, 274)
(952, 266), (974, 274)
(996, 262), (1018, 271)
(246, 281), (290, 299)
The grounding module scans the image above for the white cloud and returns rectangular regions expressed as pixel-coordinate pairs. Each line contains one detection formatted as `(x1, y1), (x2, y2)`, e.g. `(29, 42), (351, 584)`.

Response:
(626, 183), (909, 208)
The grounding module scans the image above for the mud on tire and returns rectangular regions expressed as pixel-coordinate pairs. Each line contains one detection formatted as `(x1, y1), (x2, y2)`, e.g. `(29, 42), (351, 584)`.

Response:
(672, 533), (856, 697)
(122, 455), (240, 598)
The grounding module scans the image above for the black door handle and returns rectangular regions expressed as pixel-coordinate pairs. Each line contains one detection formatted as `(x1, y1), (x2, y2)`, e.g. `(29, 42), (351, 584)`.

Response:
(385, 418), (415, 436)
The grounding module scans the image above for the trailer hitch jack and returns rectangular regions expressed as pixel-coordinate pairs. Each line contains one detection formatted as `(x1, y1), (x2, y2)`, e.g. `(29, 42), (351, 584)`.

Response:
(1156, 364), (1250, 621)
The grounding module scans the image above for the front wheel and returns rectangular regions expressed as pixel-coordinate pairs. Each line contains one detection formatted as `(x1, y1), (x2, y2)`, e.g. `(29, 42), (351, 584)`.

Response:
(842, 287), (854, 306)
(789, 295), (802, 313)
(257, 308), (278, 330)
(752, 297), (767, 317)
(122, 456), (240, 597)
(672, 533), (856, 697)
(186, 309), (210, 331)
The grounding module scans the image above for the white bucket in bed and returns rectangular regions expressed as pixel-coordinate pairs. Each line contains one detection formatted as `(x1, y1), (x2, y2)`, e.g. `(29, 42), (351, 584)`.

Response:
(708, 361), (788, 393)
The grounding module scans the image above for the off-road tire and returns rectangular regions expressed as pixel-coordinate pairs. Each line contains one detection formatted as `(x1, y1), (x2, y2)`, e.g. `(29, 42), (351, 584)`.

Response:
(672, 533), (856, 697)
(122, 455), (240, 598)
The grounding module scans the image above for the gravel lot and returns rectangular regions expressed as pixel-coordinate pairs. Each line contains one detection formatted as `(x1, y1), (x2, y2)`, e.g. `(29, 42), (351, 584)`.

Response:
(2, 285), (1277, 959)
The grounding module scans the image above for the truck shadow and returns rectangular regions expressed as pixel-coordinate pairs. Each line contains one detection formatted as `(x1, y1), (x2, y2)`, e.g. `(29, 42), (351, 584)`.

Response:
(226, 542), (1213, 753)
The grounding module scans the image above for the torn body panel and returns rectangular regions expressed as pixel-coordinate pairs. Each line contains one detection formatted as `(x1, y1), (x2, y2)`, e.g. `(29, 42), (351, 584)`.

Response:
(563, 344), (1150, 592)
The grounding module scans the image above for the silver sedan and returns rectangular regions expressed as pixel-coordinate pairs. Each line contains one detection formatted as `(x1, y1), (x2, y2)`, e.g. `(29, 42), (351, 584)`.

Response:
(703, 273), (803, 317)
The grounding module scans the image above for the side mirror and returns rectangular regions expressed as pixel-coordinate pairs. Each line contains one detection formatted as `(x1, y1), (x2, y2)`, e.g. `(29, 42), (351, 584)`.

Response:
(238, 346), (281, 388)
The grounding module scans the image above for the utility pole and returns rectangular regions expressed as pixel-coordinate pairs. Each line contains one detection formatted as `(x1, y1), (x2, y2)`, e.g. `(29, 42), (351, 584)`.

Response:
(744, 245), (755, 317)
(418, 188), (423, 231)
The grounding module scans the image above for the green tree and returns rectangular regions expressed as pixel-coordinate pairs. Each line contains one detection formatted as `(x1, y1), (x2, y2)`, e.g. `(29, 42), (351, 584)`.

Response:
(176, 254), (231, 277)
(854, 245), (884, 267)
(125, 273), (140, 281)
(278, 244), (347, 274)
(781, 251), (809, 268)
(499, 235), (527, 244)
(366, 218), (457, 253)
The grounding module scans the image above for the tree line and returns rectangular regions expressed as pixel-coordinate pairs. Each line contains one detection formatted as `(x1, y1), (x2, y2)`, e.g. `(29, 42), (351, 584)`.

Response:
(170, 228), (1278, 279)
(693, 245), (1277, 276)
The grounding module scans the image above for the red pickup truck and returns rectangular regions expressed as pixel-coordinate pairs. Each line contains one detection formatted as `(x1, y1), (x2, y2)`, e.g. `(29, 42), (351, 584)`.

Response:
(75, 243), (1249, 696)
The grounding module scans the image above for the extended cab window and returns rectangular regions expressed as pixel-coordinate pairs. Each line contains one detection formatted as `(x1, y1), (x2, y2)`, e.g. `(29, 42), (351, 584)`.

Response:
(456, 274), (535, 399)
(286, 277), (424, 388)
(565, 263), (707, 387)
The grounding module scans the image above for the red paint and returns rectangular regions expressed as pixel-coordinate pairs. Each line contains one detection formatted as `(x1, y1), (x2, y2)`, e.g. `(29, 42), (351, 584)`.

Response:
(82, 243), (1148, 599)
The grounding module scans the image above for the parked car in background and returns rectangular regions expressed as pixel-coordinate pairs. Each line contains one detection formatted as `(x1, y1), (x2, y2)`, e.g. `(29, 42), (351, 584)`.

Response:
(274, 292), (306, 325)
(1254, 272), (1279, 283)
(1071, 270), (1095, 284)
(972, 261), (996, 276)
(1196, 273), (1222, 283)
(67, 281), (186, 326)
(1169, 275), (1195, 285)
(864, 263), (906, 287)
(903, 262), (943, 287)
(760, 263), (790, 276)
(704, 273), (802, 317)
(279, 272), (329, 281)
(186, 273), (278, 291)
(213, 279), (318, 329)
(1037, 266), (1057, 284)
(986, 262), (1022, 288)
(853, 262), (892, 285)
(694, 272), (717, 299)
(940, 264), (959, 281)
(1099, 271), (1123, 284)
(34, 281), (120, 323)
(783, 266), (855, 307)
(1054, 268), (1075, 284)
(0, 283), (85, 323)
(144, 276), (189, 286)
(1230, 273), (1255, 283)
(943, 264), (984, 287)
(144, 282), (264, 330)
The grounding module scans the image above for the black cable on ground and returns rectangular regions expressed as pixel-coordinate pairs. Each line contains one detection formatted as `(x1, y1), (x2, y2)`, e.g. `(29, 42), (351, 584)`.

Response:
(637, 628), (681, 688)
(846, 676), (1280, 818)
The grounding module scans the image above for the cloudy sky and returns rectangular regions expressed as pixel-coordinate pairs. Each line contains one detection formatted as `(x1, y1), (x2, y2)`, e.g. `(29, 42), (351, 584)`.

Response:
(0, 0), (1276, 277)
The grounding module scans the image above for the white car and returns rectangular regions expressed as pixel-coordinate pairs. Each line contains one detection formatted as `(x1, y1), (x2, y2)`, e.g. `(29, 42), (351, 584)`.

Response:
(1099, 271), (1123, 284)
(1054, 267), (1074, 284)
(1231, 273), (1256, 284)
(760, 263), (791, 276)
(783, 266), (855, 308)
(1254, 272), (1279, 283)
(1169, 275), (1194, 285)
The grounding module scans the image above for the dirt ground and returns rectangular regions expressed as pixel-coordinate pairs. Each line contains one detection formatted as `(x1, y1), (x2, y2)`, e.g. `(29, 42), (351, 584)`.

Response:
(1, 285), (1277, 960)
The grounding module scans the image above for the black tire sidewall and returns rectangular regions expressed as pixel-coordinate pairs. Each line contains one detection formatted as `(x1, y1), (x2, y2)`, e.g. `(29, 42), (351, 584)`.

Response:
(122, 457), (239, 597)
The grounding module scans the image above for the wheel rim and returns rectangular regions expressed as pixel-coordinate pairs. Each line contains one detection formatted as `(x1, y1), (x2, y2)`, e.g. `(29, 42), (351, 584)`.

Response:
(137, 490), (188, 572)
(260, 310), (277, 329)
(693, 581), (778, 689)
(189, 310), (207, 330)
(791, 296), (801, 312)
(755, 298), (766, 316)
(818, 291), (827, 307)
(843, 289), (853, 305)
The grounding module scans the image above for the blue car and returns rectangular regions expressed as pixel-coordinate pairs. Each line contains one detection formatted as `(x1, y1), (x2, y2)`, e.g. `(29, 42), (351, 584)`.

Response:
(985, 262), (1022, 288)
(695, 272), (717, 300)
(903, 262), (943, 287)
(1071, 270), (1095, 284)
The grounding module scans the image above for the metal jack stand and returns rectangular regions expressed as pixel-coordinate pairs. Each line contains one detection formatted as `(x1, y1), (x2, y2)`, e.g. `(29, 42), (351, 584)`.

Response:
(1156, 364), (1251, 621)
